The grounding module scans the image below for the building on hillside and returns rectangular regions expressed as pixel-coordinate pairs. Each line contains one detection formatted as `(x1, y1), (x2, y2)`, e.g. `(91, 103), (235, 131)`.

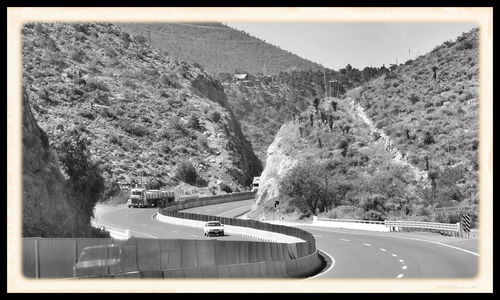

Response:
(233, 73), (249, 81)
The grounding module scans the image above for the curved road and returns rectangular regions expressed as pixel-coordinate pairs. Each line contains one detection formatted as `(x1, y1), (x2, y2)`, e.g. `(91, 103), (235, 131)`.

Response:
(94, 200), (256, 241)
(95, 199), (478, 279)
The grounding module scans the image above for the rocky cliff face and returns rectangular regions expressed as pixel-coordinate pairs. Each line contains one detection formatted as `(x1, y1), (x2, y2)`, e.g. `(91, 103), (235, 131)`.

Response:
(22, 89), (87, 237)
(22, 22), (262, 195)
(251, 123), (300, 211)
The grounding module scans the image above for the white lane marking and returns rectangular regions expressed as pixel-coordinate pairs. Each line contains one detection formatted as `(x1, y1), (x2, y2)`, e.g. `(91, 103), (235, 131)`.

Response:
(190, 234), (198, 237)
(402, 266), (407, 270)
(299, 227), (479, 257)
(380, 248), (387, 252)
(392, 254), (397, 257)
(313, 234), (323, 238)
(399, 259), (404, 263)
(363, 243), (371, 246)
(306, 249), (336, 280)
(340, 239), (350, 242)
(397, 274), (404, 278)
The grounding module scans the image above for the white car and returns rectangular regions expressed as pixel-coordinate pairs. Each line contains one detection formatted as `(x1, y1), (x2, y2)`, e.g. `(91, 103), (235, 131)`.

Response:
(203, 221), (225, 237)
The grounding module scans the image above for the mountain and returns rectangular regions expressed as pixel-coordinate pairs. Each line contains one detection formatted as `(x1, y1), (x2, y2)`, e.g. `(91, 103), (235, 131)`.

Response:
(249, 28), (479, 225)
(22, 22), (262, 202)
(115, 22), (325, 76)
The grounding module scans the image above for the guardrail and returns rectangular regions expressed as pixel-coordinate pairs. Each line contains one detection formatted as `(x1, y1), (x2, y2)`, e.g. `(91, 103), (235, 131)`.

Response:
(385, 220), (461, 236)
(313, 217), (389, 232)
(313, 217), (463, 236)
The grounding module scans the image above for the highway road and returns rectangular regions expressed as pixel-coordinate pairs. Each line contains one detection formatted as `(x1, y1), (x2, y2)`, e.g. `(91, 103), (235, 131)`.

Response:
(94, 199), (479, 279)
(94, 202), (256, 241)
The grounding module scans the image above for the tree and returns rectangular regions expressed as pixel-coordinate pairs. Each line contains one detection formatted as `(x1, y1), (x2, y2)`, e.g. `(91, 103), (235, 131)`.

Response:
(313, 98), (320, 113)
(338, 138), (349, 157)
(174, 160), (198, 185)
(53, 127), (105, 231)
(331, 100), (338, 112)
(431, 66), (438, 81)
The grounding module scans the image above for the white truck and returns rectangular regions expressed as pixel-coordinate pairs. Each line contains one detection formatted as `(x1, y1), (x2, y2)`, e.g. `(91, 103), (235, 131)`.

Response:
(252, 176), (260, 192)
(203, 221), (225, 237)
(127, 188), (175, 208)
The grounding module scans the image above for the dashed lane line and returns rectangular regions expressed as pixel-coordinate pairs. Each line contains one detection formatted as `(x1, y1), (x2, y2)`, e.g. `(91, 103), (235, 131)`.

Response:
(300, 226), (479, 257)
(380, 248), (387, 252)
(392, 254), (398, 257)
(363, 243), (371, 246)
(340, 239), (350, 242)
(402, 266), (408, 270)
(397, 274), (404, 278)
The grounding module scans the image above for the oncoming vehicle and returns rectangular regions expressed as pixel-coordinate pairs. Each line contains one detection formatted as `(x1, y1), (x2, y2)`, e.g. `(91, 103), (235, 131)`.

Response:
(203, 221), (224, 237)
(252, 177), (260, 192)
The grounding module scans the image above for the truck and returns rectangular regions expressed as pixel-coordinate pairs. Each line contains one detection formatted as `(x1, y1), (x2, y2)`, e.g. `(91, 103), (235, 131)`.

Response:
(127, 188), (175, 208)
(252, 176), (260, 192)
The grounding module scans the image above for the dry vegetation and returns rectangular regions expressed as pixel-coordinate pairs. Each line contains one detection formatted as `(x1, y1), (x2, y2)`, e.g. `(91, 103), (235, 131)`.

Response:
(22, 22), (262, 204)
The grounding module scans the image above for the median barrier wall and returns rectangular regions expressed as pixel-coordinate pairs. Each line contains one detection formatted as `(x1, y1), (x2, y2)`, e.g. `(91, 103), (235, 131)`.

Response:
(24, 237), (323, 279)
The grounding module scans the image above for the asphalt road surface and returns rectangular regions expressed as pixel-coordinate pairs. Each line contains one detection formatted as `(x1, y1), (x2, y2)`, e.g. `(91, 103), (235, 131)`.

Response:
(94, 203), (256, 241)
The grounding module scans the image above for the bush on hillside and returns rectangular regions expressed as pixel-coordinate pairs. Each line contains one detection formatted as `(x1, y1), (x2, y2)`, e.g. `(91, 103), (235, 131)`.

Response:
(174, 160), (198, 185)
(52, 127), (105, 225)
(219, 182), (233, 193)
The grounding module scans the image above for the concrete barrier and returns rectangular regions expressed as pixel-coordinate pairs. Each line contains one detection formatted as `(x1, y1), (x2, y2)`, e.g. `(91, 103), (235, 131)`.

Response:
(312, 217), (390, 232)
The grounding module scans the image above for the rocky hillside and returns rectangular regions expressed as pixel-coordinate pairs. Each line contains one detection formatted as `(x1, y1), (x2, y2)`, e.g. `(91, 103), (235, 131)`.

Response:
(22, 22), (262, 198)
(22, 88), (109, 237)
(224, 80), (312, 164)
(348, 27), (479, 206)
(249, 28), (479, 224)
(116, 22), (325, 75)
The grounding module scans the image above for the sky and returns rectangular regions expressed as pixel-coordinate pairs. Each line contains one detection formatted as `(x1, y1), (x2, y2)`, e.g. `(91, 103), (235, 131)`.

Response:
(226, 22), (478, 70)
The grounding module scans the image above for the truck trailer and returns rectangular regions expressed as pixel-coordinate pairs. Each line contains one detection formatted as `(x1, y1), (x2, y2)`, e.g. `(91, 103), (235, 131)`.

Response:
(127, 188), (175, 208)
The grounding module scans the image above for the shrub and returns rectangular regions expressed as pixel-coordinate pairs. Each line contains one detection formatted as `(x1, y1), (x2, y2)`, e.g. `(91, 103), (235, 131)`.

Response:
(86, 78), (110, 92)
(210, 110), (221, 123)
(174, 161), (198, 185)
(108, 134), (122, 146)
(160, 74), (179, 88)
(79, 109), (95, 120)
(187, 114), (202, 131)
(134, 35), (148, 44)
(71, 49), (86, 63)
(220, 182), (233, 193)
(118, 117), (149, 137)
(52, 127), (105, 223)
(123, 79), (138, 90)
